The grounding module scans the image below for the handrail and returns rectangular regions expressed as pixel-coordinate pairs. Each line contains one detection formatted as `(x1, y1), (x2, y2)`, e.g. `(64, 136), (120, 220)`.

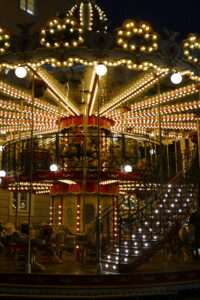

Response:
(120, 169), (184, 225)
(85, 171), (159, 236)
(86, 182), (159, 241)
(87, 152), (198, 241)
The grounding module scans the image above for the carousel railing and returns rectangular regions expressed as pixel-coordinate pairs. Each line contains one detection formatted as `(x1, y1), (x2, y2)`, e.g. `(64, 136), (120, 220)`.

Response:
(1, 133), (160, 179)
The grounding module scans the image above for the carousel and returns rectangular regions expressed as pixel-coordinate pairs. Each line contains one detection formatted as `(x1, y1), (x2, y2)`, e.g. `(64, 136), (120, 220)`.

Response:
(0, 0), (199, 279)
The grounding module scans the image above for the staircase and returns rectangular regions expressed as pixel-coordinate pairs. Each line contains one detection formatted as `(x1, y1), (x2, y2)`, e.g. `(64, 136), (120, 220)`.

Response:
(101, 182), (198, 273)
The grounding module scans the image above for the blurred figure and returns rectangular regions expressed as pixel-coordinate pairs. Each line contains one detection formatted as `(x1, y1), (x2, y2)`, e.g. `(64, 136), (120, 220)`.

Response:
(38, 224), (62, 263)
(178, 223), (195, 262)
(55, 226), (65, 259)
(0, 221), (5, 252)
(1, 223), (25, 256)
(189, 209), (200, 259)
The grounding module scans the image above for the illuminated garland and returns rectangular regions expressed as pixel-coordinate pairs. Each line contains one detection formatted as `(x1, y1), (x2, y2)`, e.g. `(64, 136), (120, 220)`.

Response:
(183, 34), (200, 64)
(0, 118), (56, 127)
(0, 123), (57, 134)
(116, 20), (159, 53)
(0, 57), (199, 81)
(8, 182), (53, 193)
(108, 100), (200, 122)
(0, 81), (65, 116)
(112, 122), (197, 131)
(0, 55), (167, 74)
(112, 114), (196, 123)
(100, 70), (168, 116)
(0, 27), (10, 54)
(126, 99), (200, 117)
(67, 1), (108, 32)
(112, 128), (148, 136)
(0, 104), (58, 121)
(40, 17), (84, 48)
(76, 196), (81, 234)
(0, 55), (199, 84)
(47, 58), (162, 72)
(129, 84), (198, 112)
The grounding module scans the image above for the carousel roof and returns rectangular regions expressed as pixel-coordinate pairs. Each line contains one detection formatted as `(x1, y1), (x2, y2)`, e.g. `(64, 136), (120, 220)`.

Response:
(0, 0), (199, 143)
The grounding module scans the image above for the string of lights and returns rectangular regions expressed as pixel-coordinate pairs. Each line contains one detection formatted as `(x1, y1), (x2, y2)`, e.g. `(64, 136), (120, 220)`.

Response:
(100, 70), (168, 115)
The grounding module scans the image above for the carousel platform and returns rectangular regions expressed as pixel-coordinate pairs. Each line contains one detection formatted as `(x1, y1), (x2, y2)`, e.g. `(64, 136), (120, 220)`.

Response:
(1, 251), (200, 299)
(0, 270), (200, 299)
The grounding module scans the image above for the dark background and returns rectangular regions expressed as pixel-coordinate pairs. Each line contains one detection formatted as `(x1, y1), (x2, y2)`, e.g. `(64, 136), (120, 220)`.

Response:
(99, 0), (199, 37)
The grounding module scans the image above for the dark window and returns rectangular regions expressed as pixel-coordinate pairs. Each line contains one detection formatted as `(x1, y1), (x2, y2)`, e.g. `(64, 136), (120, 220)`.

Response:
(20, 0), (35, 15)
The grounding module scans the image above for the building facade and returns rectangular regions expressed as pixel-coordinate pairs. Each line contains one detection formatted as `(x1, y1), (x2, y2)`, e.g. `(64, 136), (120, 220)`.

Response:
(0, 0), (74, 34)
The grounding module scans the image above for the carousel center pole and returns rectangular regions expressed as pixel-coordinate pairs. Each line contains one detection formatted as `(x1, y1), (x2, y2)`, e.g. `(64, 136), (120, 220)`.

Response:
(27, 71), (35, 274)
(96, 74), (101, 273)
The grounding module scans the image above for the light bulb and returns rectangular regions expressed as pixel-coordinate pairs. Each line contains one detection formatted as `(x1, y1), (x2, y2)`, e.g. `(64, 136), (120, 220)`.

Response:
(15, 67), (28, 78)
(149, 149), (156, 155)
(170, 72), (183, 85)
(0, 170), (6, 177)
(95, 64), (107, 76)
(123, 164), (133, 173)
(50, 164), (58, 172)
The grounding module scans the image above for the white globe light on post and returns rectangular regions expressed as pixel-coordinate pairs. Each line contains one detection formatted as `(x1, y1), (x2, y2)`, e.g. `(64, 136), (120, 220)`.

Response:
(15, 66), (28, 79)
(49, 163), (58, 172)
(95, 64), (108, 77)
(149, 149), (156, 155)
(0, 170), (6, 177)
(123, 164), (133, 173)
(170, 72), (183, 85)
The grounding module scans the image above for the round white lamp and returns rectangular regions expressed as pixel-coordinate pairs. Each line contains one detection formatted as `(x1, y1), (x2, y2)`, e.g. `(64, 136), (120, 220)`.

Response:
(170, 72), (183, 85)
(149, 149), (156, 155)
(0, 170), (6, 177)
(49, 164), (58, 172)
(123, 164), (133, 173)
(15, 66), (28, 79)
(95, 64), (108, 77)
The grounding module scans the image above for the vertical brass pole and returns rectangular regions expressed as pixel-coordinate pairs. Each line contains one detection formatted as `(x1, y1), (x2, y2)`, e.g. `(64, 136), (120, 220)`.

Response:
(197, 120), (200, 208)
(174, 140), (178, 174)
(197, 120), (200, 169)
(157, 78), (163, 182)
(15, 99), (23, 229)
(15, 192), (19, 229)
(27, 72), (34, 274)
(96, 75), (101, 273)
(82, 88), (89, 233)
(166, 143), (170, 178)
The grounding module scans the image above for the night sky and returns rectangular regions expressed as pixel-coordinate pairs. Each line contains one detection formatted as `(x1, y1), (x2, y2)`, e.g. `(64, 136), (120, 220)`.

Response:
(98, 0), (199, 38)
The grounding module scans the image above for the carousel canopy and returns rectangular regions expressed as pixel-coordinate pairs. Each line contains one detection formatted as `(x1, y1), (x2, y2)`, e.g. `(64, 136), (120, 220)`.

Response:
(0, 0), (199, 143)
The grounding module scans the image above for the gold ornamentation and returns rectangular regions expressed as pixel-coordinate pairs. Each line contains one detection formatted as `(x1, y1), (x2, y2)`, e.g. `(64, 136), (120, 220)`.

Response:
(116, 20), (159, 53)
(183, 34), (200, 64)
(0, 27), (10, 54)
(40, 17), (84, 48)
